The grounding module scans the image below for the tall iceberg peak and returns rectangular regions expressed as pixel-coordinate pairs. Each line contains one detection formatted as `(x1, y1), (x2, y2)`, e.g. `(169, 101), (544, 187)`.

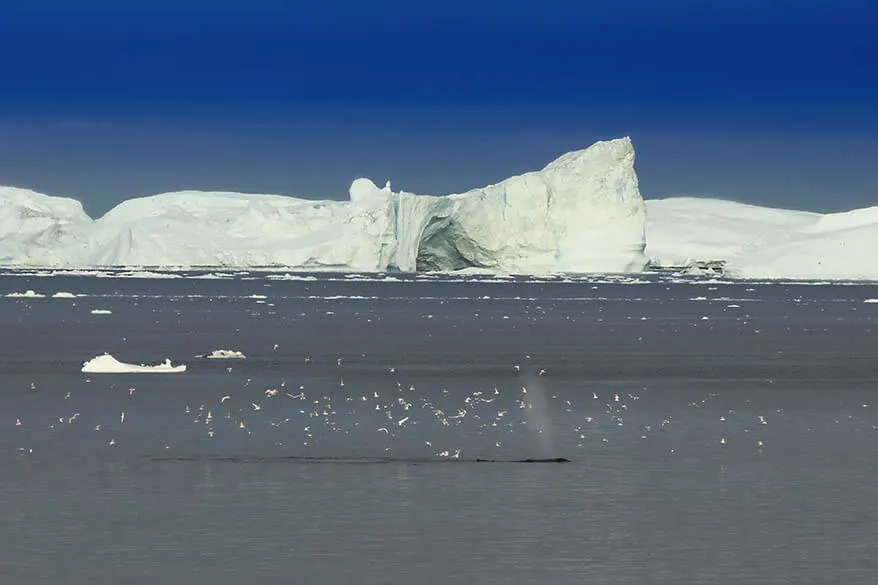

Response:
(433, 136), (647, 273)
(0, 137), (648, 273)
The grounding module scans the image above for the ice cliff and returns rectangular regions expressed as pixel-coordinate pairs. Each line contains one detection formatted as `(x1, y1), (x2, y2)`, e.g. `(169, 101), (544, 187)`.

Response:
(0, 137), (648, 273)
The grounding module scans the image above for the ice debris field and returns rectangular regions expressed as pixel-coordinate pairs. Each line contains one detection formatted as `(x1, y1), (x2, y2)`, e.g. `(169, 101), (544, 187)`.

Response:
(1, 136), (876, 280)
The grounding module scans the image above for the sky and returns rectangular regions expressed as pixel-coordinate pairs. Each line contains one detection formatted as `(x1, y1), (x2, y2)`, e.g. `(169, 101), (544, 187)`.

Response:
(0, 0), (876, 216)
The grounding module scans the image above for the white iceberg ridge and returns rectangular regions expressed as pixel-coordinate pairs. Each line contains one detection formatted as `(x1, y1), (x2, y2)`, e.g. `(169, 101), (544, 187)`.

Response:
(81, 353), (187, 374)
(646, 198), (878, 280)
(0, 138), (647, 274)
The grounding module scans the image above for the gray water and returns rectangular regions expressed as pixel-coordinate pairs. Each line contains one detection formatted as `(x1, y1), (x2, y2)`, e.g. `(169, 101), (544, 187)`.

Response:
(1, 270), (878, 584)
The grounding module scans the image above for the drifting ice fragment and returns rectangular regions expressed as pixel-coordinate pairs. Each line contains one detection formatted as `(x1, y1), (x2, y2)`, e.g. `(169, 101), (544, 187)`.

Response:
(81, 353), (187, 374)
(201, 349), (247, 359)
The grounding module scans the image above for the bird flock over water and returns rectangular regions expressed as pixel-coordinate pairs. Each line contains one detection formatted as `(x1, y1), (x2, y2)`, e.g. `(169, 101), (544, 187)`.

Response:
(4, 351), (827, 461)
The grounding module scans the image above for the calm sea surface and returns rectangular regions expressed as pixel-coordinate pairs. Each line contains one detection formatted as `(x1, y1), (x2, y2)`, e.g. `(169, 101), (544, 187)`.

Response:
(1, 270), (877, 584)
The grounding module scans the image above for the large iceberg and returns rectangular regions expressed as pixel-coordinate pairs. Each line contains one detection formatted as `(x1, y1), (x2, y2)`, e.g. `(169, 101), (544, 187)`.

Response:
(5, 135), (875, 280)
(0, 137), (648, 274)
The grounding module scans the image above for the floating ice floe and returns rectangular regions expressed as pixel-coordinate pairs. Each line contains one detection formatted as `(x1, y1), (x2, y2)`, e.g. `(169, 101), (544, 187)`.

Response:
(201, 349), (247, 359)
(81, 353), (187, 374)
(52, 291), (77, 298)
(5, 290), (45, 298)
(865, 299), (878, 304)
(90, 309), (112, 314)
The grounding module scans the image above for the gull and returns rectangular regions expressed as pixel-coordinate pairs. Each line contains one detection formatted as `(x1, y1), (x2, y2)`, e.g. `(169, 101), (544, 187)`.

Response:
(128, 388), (135, 396)
(65, 392), (71, 399)
(15, 418), (22, 426)
(120, 412), (125, 424)
(109, 438), (116, 446)
(397, 416), (409, 427)
(377, 427), (389, 434)
(273, 344), (279, 351)
(220, 395), (231, 403)
(538, 369), (546, 376)
(68, 413), (80, 424)
(251, 403), (261, 411)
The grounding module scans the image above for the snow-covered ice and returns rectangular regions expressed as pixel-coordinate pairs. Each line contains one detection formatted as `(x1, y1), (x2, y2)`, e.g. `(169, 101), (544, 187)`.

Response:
(52, 291), (77, 298)
(81, 353), (187, 373)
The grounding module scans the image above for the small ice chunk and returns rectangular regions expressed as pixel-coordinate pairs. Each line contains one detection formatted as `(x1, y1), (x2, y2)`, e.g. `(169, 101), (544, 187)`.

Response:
(202, 349), (246, 359)
(81, 353), (187, 374)
(52, 291), (77, 298)
(6, 290), (45, 298)
(90, 309), (113, 315)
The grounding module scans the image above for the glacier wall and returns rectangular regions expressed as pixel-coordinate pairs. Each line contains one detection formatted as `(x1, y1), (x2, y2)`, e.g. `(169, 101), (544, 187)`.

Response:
(0, 137), (648, 274)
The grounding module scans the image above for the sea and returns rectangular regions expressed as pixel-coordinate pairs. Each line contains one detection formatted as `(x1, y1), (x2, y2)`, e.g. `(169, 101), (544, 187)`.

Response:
(1, 269), (877, 584)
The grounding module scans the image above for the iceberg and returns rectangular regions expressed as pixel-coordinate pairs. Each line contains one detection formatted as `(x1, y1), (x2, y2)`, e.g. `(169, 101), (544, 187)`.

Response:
(81, 353), (187, 374)
(3, 135), (875, 280)
(0, 138), (647, 274)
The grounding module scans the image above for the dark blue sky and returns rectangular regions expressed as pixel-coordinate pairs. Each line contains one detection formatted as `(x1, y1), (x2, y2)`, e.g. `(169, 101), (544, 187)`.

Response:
(0, 0), (875, 216)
